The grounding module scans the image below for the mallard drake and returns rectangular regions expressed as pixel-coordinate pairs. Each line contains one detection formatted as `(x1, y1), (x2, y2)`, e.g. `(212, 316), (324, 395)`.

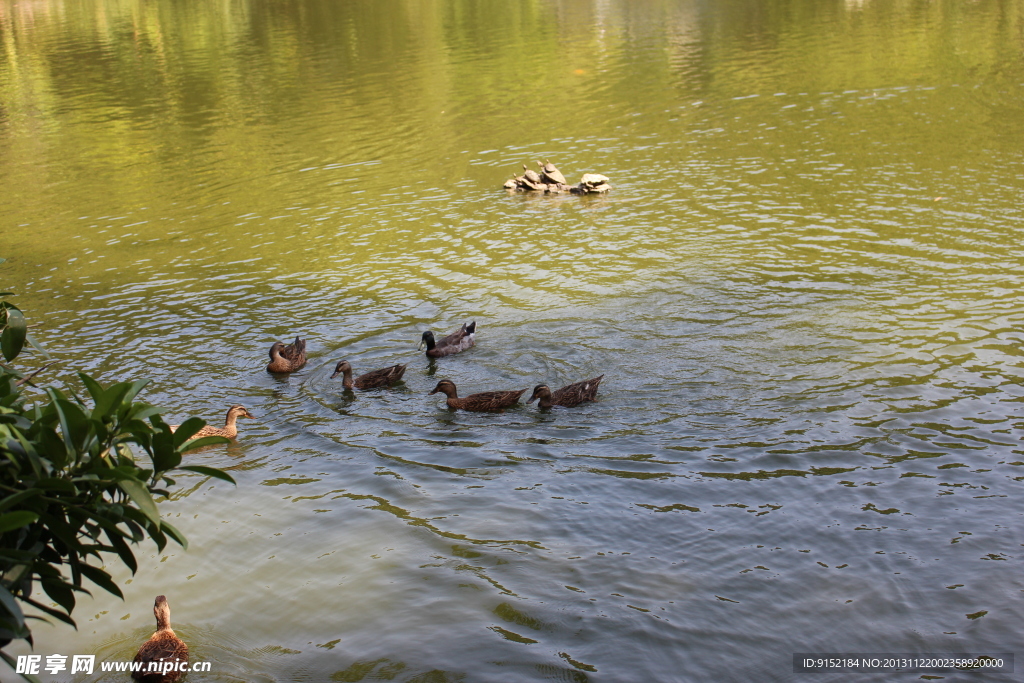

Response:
(267, 337), (307, 373)
(331, 360), (407, 389)
(527, 375), (604, 408)
(429, 379), (525, 412)
(132, 595), (188, 683)
(419, 321), (476, 358)
(170, 405), (254, 439)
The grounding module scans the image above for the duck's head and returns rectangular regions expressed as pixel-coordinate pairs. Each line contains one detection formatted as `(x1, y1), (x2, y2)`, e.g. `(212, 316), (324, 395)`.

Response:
(418, 331), (435, 351)
(331, 360), (351, 379)
(526, 385), (551, 404)
(153, 595), (172, 630)
(228, 405), (255, 420)
(268, 342), (286, 359)
(429, 380), (457, 397)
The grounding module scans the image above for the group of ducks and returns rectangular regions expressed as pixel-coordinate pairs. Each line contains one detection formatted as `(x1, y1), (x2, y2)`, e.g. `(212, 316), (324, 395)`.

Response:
(146, 324), (603, 679)
(176, 321), (604, 440)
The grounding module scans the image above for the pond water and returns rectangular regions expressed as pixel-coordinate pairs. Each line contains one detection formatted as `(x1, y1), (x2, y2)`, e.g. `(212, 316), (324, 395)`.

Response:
(2, 0), (1023, 681)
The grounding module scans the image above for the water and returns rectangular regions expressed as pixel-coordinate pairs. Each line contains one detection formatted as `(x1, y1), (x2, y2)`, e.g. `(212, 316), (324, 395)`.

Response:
(1, 0), (1023, 681)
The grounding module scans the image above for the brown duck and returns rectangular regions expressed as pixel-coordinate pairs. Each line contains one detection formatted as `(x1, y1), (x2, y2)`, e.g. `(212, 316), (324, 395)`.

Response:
(132, 595), (188, 683)
(527, 375), (604, 408)
(170, 405), (254, 439)
(267, 337), (307, 373)
(429, 379), (525, 412)
(419, 321), (476, 358)
(331, 360), (407, 389)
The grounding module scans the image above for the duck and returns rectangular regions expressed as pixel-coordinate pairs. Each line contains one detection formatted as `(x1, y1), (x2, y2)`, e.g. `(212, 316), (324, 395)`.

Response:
(418, 321), (476, 358)
(527, 375), (604, 408)
(331, 360), (407, 389)
(429, 379), (526, 412)
(267, 337), (307, 373)
(170, 405), (254, 439)
(132, 595), (188, 683)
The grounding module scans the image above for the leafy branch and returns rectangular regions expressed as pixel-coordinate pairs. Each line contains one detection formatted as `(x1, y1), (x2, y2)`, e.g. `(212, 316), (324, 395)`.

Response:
(0, 259), (235, 659)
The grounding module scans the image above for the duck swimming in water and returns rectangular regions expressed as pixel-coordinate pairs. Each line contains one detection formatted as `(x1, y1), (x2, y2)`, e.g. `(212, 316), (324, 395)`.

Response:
(419, 321), (476, 358)
(132, 595), (188, 683)
(331, 360), (407, 389)
(170, 405), (254, 439)
(527, 376), (604, 408)
(267, 337), (307, 373)
(429, 379), (525, 412)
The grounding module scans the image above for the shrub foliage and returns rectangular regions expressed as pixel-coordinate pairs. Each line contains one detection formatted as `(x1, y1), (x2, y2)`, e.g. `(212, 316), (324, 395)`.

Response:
(0, 261), (234, 669)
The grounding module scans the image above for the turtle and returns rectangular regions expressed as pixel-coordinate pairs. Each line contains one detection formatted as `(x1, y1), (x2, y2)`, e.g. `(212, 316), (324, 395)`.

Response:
(537, 160), (566, 185)
(522, 164), (543, 186)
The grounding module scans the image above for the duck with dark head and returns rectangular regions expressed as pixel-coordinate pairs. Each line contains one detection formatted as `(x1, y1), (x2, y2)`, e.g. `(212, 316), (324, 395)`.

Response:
(331, 360), (407, 389)
(527, 375), (604, 408)
(418, 321), (476, 358)
(429, 379), (525, 412)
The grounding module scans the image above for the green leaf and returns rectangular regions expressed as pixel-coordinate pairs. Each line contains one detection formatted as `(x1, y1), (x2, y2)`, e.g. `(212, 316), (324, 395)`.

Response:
(159, 520), (188, 550)
(103, 529), (138, 574)
(117, 478), (161, 527)
(0, 548), (42, 563)
(0, 585), (27, 629)
(179, 465), (236, 484)
(78, 373), (106, 407)
(0, 489), (43, 513)
(24, 332), (49, 359)
(120, 379), (150, 406)
(91, 378), (134, 419)
(40, 579), (77, 614)
(45, 392), (92, 457)
(0, 511), (39, 534)
(0, 649), (44, 683)
(34, 478), (77, 493)
(129, 405), (163, 422)
(1, 306), (26, 362)
(77, 564), (123, 599)
(170, 417), (205, 446)
(22, 597), (75, 627)
(34, 511), (80, 550)
(150, 426), (180, 472)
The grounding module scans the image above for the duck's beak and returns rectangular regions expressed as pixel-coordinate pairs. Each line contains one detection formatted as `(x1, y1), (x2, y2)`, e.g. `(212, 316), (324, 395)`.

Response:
(526, 393), (538, 404)
(417, 340), (426, 350)
(428, 388), (438, 395)
(330, 371), (340, 379)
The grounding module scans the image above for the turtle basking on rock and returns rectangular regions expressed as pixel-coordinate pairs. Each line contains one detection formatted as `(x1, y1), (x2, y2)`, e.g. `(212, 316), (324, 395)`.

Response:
(502, 161), (609, 194)
(538, 160), (566, 185)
